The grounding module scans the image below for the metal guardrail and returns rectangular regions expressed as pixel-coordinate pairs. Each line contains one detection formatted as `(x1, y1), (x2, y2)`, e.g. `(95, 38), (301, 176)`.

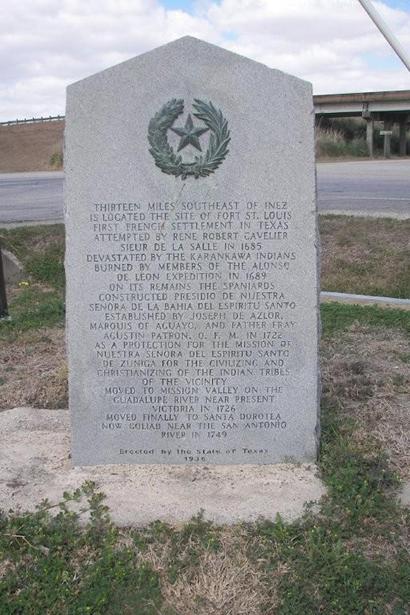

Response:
(0, 115), (65, 127)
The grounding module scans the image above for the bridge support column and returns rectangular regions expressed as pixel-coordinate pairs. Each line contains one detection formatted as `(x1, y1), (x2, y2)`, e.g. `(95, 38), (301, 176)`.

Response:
(399, 117), (407, 156)
(383, 120), (393, 158)
(366, 117), (374, 157)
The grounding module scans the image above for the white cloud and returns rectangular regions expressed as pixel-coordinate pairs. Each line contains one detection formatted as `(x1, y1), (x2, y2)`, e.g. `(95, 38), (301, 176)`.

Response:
(0, 0), (409, 121)
(208, 0), (410, 91)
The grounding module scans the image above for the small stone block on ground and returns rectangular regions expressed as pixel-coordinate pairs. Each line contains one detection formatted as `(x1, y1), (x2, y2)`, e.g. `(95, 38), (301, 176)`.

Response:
(2, 249), (23, 284)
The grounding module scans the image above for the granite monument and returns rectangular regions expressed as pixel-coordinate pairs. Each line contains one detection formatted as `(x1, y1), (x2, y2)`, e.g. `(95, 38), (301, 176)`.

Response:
(65, 36), (319, 465)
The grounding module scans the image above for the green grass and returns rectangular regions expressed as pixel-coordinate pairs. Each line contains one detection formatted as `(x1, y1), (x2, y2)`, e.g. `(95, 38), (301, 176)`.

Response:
(0, 225), (64, 267)
(49, 151), (63, 169)
(321, 302), (410, 337)
(1, 389), (409, 614)
(1, 226), (409, 612)
(245, 394), (409, 614)
(0, 484), (162, 615)
(396, 352), (410, 364)
(26, 245), (65, 289)
(1, 328), (410, 613)
(0, 225), (65, 340)
(0, 288), (65, 341)
(317, 133), (368, 158)
(320, 216), (410, 299)
(253, 522), (408, 614)
(315, 123), (369, 159)
(0, 350), (408, 611)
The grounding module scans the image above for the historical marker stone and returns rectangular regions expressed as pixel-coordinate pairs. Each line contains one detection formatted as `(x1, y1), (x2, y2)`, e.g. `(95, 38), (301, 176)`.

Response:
(65, 36), (319, 466)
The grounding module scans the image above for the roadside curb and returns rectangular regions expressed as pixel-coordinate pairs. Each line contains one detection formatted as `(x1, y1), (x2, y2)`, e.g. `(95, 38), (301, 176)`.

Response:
(321, 291), (410, 311)
(0, 219), (63, 229)
(320, 210), (410, 220)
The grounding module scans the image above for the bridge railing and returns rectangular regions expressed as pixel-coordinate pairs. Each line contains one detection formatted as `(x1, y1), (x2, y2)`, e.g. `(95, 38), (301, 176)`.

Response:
(0, 115), (65, 127)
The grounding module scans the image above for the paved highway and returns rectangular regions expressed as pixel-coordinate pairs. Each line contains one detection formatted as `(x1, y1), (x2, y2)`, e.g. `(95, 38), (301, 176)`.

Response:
(0, 171), (63, 225)
(0, 160), (409, 224)
(317, 160), (410, 218)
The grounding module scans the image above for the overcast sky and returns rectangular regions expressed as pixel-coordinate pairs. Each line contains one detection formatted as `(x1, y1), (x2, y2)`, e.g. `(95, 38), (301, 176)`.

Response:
(1, 0), (409, 121)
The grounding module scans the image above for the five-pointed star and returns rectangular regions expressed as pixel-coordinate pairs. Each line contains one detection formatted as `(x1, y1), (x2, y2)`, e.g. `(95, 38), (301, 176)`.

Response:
(170, 114), (209, 152)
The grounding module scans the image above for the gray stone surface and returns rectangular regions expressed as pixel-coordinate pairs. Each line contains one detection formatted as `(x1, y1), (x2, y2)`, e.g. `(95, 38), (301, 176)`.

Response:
(0, 408), (325, 524)
(65, 36), (319, 466)
(1, 249), (23, 284)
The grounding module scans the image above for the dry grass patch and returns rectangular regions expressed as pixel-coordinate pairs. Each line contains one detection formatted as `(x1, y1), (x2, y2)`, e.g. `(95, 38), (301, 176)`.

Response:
(0, 328), (67, 410)
(320, 216), (410, 298)
(0, 559), (14, 580)
(141, 527), (276, 615)
(346, 508), (410, 563)
(321, 323), (410, 478)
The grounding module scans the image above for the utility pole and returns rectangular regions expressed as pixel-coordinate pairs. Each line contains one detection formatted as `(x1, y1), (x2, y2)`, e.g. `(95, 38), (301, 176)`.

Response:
(358, 0), (410, 71)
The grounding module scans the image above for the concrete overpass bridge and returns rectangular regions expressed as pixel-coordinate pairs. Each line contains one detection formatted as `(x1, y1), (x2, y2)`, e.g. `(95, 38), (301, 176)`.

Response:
(314, 90), (410, 157)
(1, 90), (409, 160)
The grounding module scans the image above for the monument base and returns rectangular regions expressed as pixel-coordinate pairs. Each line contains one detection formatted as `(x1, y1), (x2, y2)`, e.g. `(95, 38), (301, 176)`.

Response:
(0, 407), (325, 525)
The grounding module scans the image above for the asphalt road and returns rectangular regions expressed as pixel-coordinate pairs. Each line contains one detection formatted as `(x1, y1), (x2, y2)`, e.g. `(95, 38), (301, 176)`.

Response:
(317, 159), (410, 218)
(0, 160), (409, 225)
(0, 171), (63, 225)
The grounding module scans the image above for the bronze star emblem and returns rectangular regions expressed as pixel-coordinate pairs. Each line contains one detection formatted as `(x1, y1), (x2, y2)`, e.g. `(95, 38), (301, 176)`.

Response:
(170, 113), (209, 152)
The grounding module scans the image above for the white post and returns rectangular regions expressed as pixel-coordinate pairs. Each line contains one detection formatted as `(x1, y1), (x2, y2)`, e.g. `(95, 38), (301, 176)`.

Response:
(358, 0), (410, 71)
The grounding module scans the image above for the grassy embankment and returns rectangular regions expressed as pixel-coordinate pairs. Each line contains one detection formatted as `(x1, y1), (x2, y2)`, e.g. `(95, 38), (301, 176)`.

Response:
(0, 219), (409, 613)
(0, 121), (64, 173)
